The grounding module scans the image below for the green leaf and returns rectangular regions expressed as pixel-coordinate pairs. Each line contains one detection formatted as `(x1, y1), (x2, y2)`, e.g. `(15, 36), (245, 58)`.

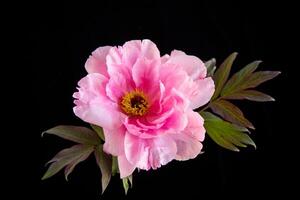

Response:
(122, 175), (133, 195)
(210, 99), (254, 129)
(94, 145), (112, 194)
(204, 58), (216, 77)
(42, 125), (100, 145)
(241, 71), (281, 89)
(91, 124), (105, 141)
(112, 156), (119, 176)
(212, 52), (238, 100)
(42, 144), (94, 180)
(223, 90), (275, 102)
(201, 111), (256, 151)
(64, 147), (93, 181)
(221, 60), (261, 96)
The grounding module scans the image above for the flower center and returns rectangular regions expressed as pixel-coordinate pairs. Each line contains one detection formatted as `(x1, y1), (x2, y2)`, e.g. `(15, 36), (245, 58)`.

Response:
(120, 90), (149, 116)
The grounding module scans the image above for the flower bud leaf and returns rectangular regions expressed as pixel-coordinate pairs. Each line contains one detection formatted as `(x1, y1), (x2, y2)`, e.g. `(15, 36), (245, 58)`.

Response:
(204, 58), (216, 77)
(122, 175), (133, 195)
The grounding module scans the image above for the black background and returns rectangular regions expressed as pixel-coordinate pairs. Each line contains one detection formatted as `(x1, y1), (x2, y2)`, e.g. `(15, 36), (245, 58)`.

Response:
(20, 0), (296, 199)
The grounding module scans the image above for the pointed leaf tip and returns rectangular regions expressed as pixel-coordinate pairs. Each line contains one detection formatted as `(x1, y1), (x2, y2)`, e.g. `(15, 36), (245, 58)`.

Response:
(221, 60), (262, 97)
(94, 145), (112, 194)
(42, 125), (101, 145)
(223, 90), (276, 102)
(201, 111), (256, 152)
(122, 175), (133, 195)
(210, 100), (255, 129)
(212, 52), (238, 100)
(205, 58), (217, 77)
(91, 124), (105, 141)
(42, 144), (94, 181)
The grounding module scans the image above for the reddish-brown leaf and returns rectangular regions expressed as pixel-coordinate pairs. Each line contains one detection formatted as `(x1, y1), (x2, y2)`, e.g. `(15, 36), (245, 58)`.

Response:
(221, 61), (261, 96)
(241, 71), (281, 89)
(212, 52), (238, 100)
(223, 90), (275, 102)
(210, 99), (254, 129)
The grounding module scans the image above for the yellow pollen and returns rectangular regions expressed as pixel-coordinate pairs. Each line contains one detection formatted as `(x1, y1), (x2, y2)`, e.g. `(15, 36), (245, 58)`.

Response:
(120, 90), (149, 116)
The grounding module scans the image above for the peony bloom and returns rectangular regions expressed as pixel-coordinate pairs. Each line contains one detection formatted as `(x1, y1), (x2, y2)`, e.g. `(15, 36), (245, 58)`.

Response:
(73, 40), (215, 178)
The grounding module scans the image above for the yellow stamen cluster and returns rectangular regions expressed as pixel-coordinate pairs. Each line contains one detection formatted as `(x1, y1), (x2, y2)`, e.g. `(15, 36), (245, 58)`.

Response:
(120, 90), (149, 116)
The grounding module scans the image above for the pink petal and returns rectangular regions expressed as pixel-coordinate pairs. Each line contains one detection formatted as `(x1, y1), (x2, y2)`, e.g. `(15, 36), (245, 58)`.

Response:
(85, 46), (111, 76)
(160, 63), (188, 96)
(147, 81), (165, 114)
(124, 133), (143, 166)
(170, 50), (186, 57)
(106, 46), (123, 66)
(173, 134), (203, 161)
(162, 108), (188, 132)
(161, 54), (170, 64)
(103, 126), (126, 156)
(122, 40), (142, 66)
(148, 135), (177, 169)
(106, 47), (134, 88)
(73, 74), (123, 130)
(141, 39), (161, 61)
(118, 154), (136, 178)
(124, 133), (177, 170)
(189, 77), (215, 109)
(168, 50), (207, 79)
(184, 111), (206, 141)
(124, 132), (155, 170)
(132, 57), (159, 93)
(105, 72), (134, 102)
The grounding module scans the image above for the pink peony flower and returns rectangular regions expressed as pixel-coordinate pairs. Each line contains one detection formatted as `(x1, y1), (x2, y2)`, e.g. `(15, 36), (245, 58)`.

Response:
(73, 40), (215, 178)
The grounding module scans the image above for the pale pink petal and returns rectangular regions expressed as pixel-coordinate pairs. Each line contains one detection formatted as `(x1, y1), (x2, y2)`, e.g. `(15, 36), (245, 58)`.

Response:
(161, 54), (170, 64)
(85, 46), (111, 76)
(189, 77), (215, 109)
(141, 39), (161, 61)
(160, 63), (188, 96)
(103, 127), (126, 156)
(173, 134), (203, 161)
(148, 135), (177, 169)
(170, 88), (190, 111)
(118, 154), (136, 178)
(124, 134), (177, 170)
(124, 133), (151, 170)
(124, 133), (143, 166)
(168, 50), (207, 79)
(106, 46), (122, 66)
(73, 74), (123, 130)
(106, 47), (133, 82)
(184, 111), (206, 141)
(73, 100), (121, 130)
(122, 40), (142, 66)
(170, 50), (186, 57)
